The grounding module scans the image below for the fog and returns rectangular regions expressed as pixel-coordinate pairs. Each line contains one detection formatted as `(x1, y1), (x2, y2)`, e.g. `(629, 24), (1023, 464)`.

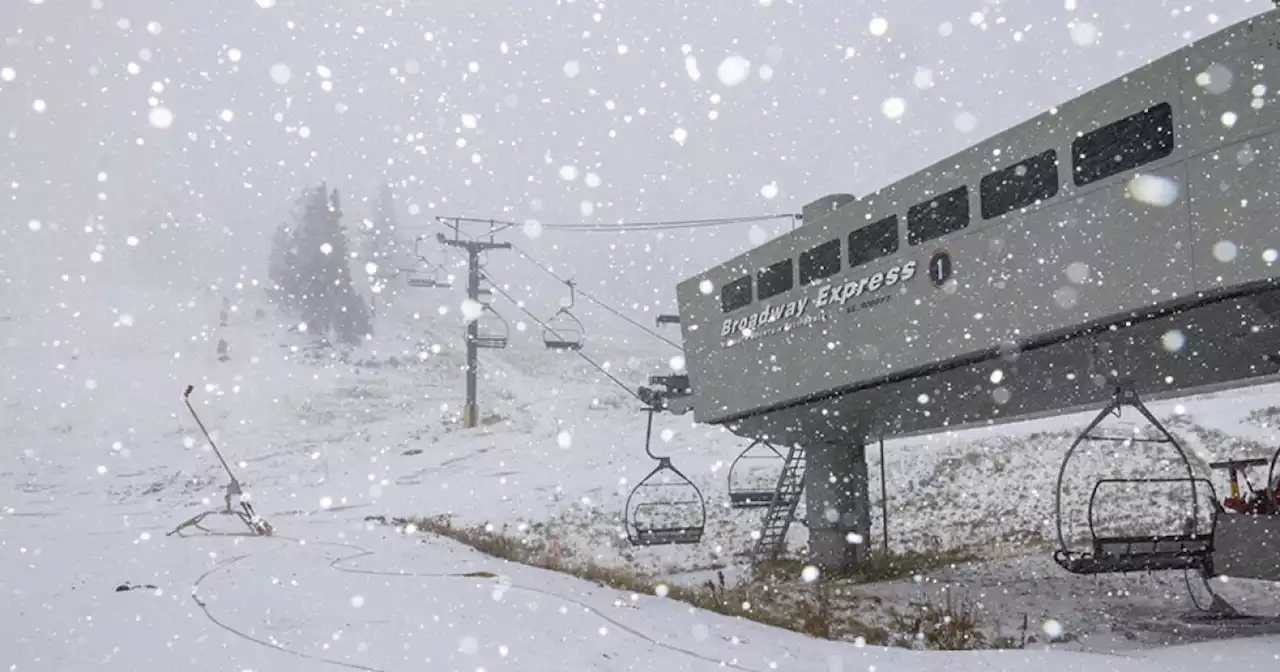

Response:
(1, 0), (1259, 332)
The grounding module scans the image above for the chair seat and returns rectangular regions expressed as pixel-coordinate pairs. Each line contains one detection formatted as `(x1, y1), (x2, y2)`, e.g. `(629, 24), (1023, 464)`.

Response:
(729, 490), (775, 508)
(634, 526), (703, 546)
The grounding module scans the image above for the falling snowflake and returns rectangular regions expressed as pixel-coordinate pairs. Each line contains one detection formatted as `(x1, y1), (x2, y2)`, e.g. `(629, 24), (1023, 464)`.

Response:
(1128, 174), (1179, 206)
(269, 63), (292, 84)
(1069, 21), (1099, 46)
(1213, 240), (1239, 262)
(148, 107), (175, 129)
(716, 55), (750, 86)
(953, 111), (977, 133)
(1196, 64), (1234, 94)
(912, 68), (934, 90)
(880, 97), (905, 120)
(460, 299), (484, 322)
(684, 56), (701, 81)
(1064, 261), (1091, 284)
(1161, 330), (1187, 353)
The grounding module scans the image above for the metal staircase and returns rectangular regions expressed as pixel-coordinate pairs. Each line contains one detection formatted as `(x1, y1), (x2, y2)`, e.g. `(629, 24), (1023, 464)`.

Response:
(750, 444), (807, 561)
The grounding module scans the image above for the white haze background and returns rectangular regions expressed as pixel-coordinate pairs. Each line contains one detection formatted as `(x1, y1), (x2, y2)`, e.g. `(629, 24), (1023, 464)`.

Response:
(1, 0), (1261, 331)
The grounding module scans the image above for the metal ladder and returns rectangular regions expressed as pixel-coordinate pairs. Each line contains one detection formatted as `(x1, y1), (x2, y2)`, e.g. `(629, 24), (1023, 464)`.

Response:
(750, 444), (807, 561)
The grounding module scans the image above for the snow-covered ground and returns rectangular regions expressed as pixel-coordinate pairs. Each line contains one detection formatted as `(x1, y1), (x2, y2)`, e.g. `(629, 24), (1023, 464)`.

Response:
(4, 281), (1280, 669)
(8, 512), (1280, 672)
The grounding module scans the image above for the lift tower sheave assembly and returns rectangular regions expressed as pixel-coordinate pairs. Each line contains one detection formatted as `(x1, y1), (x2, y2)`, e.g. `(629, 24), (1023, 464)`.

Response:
(437, 230), (511, 428)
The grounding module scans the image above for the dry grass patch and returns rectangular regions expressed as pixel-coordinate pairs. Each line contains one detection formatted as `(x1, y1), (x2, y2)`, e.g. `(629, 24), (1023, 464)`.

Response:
(366, 515), (1025, 650)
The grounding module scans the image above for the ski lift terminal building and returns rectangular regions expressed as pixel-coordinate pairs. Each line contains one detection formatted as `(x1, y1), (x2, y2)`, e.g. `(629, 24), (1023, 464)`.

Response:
(673, 9), (1280, 572)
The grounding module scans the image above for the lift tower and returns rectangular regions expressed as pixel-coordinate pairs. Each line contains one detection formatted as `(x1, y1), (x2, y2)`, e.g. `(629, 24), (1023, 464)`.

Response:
(436, 225), (511, 428)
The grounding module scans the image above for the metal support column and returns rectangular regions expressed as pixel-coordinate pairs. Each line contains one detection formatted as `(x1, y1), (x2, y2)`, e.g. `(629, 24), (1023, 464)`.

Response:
(437, 229), (510, 428)
(464, 247), (480, 427)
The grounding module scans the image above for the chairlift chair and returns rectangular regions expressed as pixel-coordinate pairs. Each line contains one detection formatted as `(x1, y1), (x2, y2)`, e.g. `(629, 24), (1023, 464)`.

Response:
(407, 267), (450, 288)
(1052, 384), (1217, 577)
(1209, 449), (1280, 583)
(543, 280), (586, 350)
(408, 236), (454, 288)
(471, 305), (510, 349)
(624, 406), (707, 547)
(1058, 476), (1220, 574)
(1211, 457), (1280, 515)
(639, 374), (694, 416)
(727, 439), (785, 509)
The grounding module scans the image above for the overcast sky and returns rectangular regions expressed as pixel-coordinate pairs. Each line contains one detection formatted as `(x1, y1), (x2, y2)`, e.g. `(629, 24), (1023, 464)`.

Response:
(0, 0), (1266, 342)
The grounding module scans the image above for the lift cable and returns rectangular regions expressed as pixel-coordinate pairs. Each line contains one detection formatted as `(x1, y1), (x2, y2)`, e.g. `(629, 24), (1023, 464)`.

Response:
(509, 245), (683, 351)
(477, 269), (646, 404)
(539, 213), (799, 232)
(423, 213), (799, 233)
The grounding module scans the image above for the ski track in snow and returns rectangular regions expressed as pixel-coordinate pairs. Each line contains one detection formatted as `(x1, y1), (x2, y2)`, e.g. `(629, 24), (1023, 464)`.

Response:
(188, 532), (770, 672)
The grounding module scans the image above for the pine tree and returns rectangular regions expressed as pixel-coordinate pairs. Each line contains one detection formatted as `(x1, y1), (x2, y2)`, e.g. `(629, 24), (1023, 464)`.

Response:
(266, 186), (316, 312)
(364, 181), (403, 316)
(294, 183), (336, 338)
(266, 182), (373, 345)
(369, 182), (398, 270)
(266, 221), (293, 305)
(326, 188), (374, 345)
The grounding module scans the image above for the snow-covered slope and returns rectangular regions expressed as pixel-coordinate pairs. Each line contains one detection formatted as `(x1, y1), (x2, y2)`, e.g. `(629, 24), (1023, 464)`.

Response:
(7, 512), (1280, 672)
(4, 280), (1280, 668)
